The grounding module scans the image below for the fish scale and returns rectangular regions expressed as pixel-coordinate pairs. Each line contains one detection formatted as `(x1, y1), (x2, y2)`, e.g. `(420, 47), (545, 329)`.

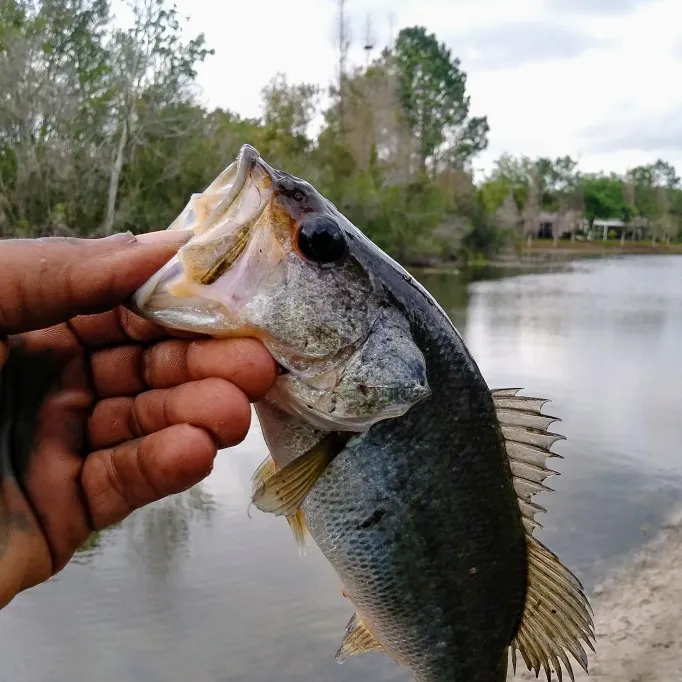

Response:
(298, 305), (528, 682)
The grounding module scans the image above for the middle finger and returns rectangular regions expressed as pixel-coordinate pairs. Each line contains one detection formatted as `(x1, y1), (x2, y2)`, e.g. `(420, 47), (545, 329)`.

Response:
(90, 337), (276, 401)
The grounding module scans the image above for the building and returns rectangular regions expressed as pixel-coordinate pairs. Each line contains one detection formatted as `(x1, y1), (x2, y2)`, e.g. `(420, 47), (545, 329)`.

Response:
(591, 218), (626, 241)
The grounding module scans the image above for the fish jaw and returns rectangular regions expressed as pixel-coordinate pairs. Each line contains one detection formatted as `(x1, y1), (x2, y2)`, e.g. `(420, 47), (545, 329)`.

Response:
(130, 144), (431, 432)
(130, 144), (288, 337)
(264, 306), (431, 432)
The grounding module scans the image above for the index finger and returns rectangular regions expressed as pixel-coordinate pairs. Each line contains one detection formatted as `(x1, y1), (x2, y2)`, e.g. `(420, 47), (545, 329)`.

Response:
(0, 231), (191, 335)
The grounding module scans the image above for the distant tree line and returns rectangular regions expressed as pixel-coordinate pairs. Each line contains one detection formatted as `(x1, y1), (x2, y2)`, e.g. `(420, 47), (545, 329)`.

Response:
(481, 155), (682, 249)
(1, 0), (680, 265)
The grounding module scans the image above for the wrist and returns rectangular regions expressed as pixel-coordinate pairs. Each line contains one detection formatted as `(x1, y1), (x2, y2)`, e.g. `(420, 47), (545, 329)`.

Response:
(0, 488), (53, 610)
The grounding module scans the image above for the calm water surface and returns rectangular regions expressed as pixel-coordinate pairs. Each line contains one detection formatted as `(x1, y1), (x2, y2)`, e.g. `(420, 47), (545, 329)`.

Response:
(3, 255), (682, 682)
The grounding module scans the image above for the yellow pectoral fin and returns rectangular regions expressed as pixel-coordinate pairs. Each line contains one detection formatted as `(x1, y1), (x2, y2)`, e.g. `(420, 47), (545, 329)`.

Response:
(251, 455), (309, 553)
(250, 433), (346, 517)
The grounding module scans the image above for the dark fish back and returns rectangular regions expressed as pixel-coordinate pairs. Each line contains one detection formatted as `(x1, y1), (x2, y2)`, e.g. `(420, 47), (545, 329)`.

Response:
(302, 272), (528, 682)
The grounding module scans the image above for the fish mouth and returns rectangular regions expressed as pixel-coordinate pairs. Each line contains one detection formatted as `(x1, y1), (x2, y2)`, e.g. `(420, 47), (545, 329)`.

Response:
(130, 144), (283, 336)
(130, 145), (432, 432)
(130, 145), (363, 374)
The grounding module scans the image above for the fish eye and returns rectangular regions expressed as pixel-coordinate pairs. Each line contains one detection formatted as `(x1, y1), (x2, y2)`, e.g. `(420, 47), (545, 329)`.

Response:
(292, 189), (305, 201)
(297, 215), (347, 264)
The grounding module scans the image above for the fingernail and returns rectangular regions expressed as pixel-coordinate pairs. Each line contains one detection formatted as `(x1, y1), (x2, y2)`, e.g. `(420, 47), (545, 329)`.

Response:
(136, 229), (194, 247)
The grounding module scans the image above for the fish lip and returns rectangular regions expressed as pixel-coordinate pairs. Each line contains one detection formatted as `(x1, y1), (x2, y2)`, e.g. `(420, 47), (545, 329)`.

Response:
(132, 144), (275, 316)
(218, 143), (263, 211)
(237, 143), (280, 189)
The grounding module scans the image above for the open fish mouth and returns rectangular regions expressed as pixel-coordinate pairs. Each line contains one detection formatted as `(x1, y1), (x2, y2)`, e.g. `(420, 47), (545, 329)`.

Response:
(131, 144), (282, 337)
(130, 144), (431, 432)
(130, 144), (377, 376)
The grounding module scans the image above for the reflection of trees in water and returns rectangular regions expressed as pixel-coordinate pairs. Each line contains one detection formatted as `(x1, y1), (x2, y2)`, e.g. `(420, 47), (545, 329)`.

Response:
(75, 530), (103, 554)
(125, 484), (218, 581)
(73, 523), (121, 564)
(611, 308), (666, 336)
(417, 272), (471, 332)
(73, 484), (218, 577)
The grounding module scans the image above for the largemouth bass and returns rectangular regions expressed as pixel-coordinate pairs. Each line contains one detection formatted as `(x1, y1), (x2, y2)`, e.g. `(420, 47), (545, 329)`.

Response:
(130, 145), (594, 682)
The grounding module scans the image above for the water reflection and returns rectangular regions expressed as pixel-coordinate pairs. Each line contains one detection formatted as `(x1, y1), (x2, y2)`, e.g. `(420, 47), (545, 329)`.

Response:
(123, 485), (218, 581)
(3, 255), (682, 682)
(425, 256), (682, 587)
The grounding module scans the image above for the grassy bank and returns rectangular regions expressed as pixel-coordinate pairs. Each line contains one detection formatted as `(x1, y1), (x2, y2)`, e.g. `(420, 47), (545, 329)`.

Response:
(522, 238), (682, 256)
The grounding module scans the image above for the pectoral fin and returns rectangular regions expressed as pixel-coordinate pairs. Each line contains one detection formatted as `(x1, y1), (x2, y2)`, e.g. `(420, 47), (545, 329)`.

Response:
(251, 454), (309, 553)
(251, 432), (347, 518)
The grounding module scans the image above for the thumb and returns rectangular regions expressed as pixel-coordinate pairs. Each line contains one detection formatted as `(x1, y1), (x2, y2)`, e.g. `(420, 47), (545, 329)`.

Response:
(0, 231), (193, 335)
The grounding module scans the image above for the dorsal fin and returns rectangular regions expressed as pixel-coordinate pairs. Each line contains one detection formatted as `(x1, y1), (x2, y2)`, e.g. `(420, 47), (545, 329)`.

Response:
(250, 454), (309, 554)
(492, 389), (595, 682)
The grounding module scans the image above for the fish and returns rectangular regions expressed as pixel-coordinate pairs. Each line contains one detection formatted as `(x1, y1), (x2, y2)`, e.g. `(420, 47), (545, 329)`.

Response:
(129, 144), (595, 682)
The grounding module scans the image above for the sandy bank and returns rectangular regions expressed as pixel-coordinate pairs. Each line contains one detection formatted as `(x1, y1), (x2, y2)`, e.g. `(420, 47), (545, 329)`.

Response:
(514, 507), (682, 681)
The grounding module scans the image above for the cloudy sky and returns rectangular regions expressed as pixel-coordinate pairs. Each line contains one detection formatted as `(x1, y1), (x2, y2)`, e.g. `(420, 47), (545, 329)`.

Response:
(134, 0), (682, 177)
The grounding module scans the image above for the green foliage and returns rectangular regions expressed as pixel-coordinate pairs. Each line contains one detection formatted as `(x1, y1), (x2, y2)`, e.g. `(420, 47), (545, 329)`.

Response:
(0, 4), (679, 263)
(394, 26), (488, 172)
(580, 173), (627, 222)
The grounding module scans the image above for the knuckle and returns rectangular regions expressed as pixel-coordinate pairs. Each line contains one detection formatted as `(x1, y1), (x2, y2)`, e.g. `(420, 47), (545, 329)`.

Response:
(222, 388), (252, 446)
(105, 446), (136, 512)
(143, 339), (187, 388)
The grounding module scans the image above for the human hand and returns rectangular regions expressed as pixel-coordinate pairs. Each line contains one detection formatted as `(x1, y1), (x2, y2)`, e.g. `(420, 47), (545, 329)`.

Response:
(0, 231), (277, 609)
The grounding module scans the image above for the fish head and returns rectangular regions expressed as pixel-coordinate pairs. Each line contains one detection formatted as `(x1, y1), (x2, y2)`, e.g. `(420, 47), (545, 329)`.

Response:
(131, 144), (431, 432)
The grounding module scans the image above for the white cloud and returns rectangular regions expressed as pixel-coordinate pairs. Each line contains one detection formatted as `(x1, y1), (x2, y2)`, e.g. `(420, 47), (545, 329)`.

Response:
(124, 0), (682, 177)
(451, 21), (613, 71)
(545, 0), (660, 14)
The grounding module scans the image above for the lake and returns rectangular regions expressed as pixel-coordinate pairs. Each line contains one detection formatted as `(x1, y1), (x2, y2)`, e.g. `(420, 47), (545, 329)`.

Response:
(3, 255), (682, 682)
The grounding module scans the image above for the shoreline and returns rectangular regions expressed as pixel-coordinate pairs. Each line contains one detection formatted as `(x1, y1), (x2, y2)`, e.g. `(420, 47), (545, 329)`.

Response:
(514, 505), (682, 681)
(523, 240), (682, 256)
(407, 242), (682, 276)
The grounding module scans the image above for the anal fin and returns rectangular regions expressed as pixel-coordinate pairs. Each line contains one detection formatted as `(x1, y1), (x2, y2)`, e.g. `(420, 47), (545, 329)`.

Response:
(492, 388), (595, 682)
(335, 613), (384, 663)
(511, 536), (595, 682)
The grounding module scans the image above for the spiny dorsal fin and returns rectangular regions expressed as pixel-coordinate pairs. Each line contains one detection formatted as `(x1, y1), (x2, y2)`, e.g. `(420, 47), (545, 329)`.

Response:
(251, 432), (347, 518)
(491, 388), (566, 534)
(335, 613), (384, 663)
(491, 388), (595, 682)
(251, 454), (309, 554)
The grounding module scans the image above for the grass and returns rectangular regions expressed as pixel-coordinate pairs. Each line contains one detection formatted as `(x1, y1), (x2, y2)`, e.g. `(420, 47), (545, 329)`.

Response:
(524, 238), (682, 254)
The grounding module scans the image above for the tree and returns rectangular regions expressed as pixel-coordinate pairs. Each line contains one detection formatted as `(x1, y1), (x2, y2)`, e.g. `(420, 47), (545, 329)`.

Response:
(649, 160), (680, 189)
(10, 4), (682, 264)
(258, 73), (319, 172)
(655, 186), (676, 246)
(495, 190), (520, 233)
(522, 173), (541, 246)
(0, 0), (112, 235)
(553, 201), (580, 247)
(101, 0), (212, 234)
(485, 154), (537, 209)
(334, 0), (350, 135)
(393, 26), (488, 174)
(579, 173), (627, 229)
(622, 173), (636, 245)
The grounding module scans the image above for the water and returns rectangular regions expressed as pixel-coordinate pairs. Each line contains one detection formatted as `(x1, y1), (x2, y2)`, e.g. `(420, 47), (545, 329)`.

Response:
(3, 255), (682, 682)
